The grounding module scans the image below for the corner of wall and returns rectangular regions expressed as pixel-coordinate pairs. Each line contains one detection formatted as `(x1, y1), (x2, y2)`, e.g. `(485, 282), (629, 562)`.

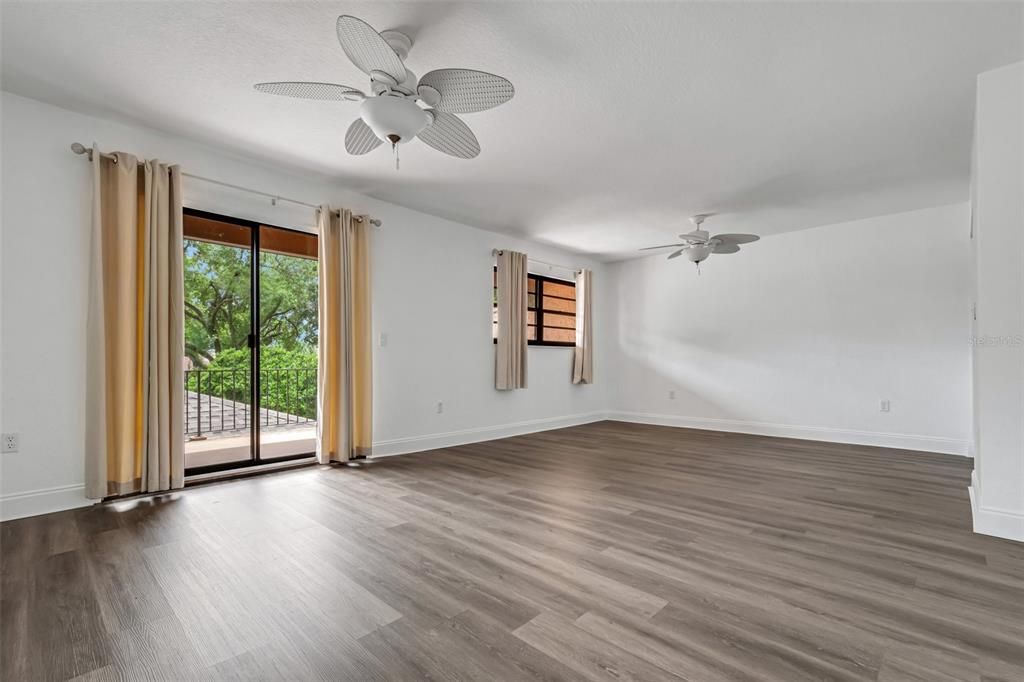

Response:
(970, 494), (1024, 543)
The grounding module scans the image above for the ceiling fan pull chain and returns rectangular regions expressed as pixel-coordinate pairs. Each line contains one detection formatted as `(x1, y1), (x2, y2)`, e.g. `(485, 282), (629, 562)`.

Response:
(393, 140), (400, 170)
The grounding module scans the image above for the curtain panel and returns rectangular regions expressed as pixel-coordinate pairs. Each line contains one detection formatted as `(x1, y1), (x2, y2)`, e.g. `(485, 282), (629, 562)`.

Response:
(85, 147), (184, 499)
(572, 269), (594, 384)
(316, 206), (373, 463)
(495, 249), (528, 390)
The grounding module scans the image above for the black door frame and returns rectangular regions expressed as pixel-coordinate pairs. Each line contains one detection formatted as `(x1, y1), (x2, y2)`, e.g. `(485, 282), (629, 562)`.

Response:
(184, 208), (316, 476)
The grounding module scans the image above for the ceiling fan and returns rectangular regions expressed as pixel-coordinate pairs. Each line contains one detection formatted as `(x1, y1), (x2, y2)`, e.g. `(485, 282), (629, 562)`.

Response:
(641, 214), (759, 270)
(253, 15), (514, 167)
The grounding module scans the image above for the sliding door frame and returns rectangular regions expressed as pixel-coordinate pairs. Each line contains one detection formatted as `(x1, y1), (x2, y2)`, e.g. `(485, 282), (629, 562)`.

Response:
(184, 208), (317, 476)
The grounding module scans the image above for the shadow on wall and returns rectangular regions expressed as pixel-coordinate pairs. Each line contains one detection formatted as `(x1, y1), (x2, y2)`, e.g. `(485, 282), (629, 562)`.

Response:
(613, 249), (778, 423)
(618, 328), (744, 421)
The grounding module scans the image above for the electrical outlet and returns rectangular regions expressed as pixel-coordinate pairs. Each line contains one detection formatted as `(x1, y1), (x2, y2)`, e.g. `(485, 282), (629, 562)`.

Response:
(880, 399), (891, 413)
(436, 401), (444, 414)
(668, 390), (676, 400)
(378, 332), (388, 347)
(2, 433), (18, 453)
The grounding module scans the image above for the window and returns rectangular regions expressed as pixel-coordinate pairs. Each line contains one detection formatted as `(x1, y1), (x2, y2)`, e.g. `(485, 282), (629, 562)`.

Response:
(493, 269), (576, 346)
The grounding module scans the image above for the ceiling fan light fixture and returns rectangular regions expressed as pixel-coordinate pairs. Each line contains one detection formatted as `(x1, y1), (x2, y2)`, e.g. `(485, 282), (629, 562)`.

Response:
(639, 214), (759, 268)
(359, 95), (430, 145)
(686, 244), (713, 263)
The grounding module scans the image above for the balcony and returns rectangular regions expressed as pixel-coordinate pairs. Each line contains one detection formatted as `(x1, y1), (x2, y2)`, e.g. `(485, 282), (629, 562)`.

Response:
(184, 367), (316, 469)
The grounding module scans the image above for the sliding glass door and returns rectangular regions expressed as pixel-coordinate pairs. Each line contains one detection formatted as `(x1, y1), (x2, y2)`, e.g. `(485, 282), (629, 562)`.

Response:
(183, 210), (318, 474)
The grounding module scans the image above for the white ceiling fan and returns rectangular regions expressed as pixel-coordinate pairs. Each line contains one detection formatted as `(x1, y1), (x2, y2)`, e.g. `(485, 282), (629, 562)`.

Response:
(640, 214), (759, 270)
(254, 15), (514, 167)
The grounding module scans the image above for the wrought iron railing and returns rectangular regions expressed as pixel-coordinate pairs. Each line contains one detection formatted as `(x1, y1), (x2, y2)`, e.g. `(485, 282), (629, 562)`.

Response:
(184, 368), (316, 439)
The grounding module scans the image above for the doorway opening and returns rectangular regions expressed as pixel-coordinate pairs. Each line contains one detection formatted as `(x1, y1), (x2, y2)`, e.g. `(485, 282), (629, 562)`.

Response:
(182, 209), (318, 474)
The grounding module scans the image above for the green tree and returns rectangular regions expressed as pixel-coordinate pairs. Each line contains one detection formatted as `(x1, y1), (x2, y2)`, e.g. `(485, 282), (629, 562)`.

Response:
(184, 240), (318, 365)
(184, 239), (319, 419)
(184, 240), (251, 363)
(258, 251), (319, 351)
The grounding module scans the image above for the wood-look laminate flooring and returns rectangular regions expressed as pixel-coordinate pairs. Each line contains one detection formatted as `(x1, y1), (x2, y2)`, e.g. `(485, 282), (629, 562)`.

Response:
(2, 421), (1022, 681)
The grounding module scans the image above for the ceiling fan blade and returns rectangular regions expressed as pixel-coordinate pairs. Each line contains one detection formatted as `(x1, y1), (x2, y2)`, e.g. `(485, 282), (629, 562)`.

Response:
(667, 248), (686, 260)
(640, 243), (685, 251)
(417, 69), (515, 114)
(336, 15), (406, 82)
(418, 111), (480, 159)
(712, 243), (740, 254)
(713, 233), (760, 245)
(345, 118), (383, 155)
(254, 82), (365, 101)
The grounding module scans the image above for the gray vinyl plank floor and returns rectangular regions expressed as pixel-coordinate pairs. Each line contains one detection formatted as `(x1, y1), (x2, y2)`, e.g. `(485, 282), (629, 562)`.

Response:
(2, 421), (1021, 681)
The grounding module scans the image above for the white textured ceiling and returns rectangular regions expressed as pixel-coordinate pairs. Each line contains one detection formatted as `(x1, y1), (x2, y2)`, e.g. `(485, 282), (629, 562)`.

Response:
(2, 1), (1022, 260)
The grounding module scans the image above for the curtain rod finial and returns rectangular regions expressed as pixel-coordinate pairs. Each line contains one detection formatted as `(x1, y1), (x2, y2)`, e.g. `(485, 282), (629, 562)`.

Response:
(71, 142), (93, 160)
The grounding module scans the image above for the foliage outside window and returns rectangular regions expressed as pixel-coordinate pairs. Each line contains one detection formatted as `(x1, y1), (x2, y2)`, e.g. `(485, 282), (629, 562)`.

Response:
(184, 218), (319, 420)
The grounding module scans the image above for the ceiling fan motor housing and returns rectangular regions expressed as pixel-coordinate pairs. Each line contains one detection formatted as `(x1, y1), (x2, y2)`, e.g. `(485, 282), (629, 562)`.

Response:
(359, 95), (430, 145)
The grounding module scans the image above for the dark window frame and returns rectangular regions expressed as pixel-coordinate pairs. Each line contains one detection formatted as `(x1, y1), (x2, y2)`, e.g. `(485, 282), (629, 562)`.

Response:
(493, 268), (577, 348)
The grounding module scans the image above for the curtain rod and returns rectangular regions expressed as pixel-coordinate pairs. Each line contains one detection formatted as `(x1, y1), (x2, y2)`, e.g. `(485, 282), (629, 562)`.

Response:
(70, 143), (382, 227)
(491, 249), (582, 274)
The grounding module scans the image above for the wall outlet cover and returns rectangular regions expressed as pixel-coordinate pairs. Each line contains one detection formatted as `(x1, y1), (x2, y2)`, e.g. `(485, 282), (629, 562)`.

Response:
(2, 433), (18, 453)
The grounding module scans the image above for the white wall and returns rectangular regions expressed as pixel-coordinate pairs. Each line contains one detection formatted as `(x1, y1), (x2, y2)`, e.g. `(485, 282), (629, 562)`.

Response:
(0, 89), (984, 524)
(0, 92), (608, 519)
(367, 200), (608, 455)
(606, 203), (971, 454)
(969, 61), (1024, 542)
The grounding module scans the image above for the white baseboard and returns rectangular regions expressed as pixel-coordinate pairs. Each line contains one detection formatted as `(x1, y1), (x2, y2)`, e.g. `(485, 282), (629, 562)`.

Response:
(0, 483), (93, 522)
(607, 411), (970, 456)
(969, 469), (1024, 542)
(0, 412), (969, 521)
(370, 411), (608, 458)
(0, 413), (606, 521)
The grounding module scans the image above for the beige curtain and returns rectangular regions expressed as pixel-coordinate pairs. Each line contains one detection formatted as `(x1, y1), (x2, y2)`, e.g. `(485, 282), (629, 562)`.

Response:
(495, 249), (528, 390)
(572, 269), (594, 384)
(85, 147), (184, 499)
(317, 206), (373, 463)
